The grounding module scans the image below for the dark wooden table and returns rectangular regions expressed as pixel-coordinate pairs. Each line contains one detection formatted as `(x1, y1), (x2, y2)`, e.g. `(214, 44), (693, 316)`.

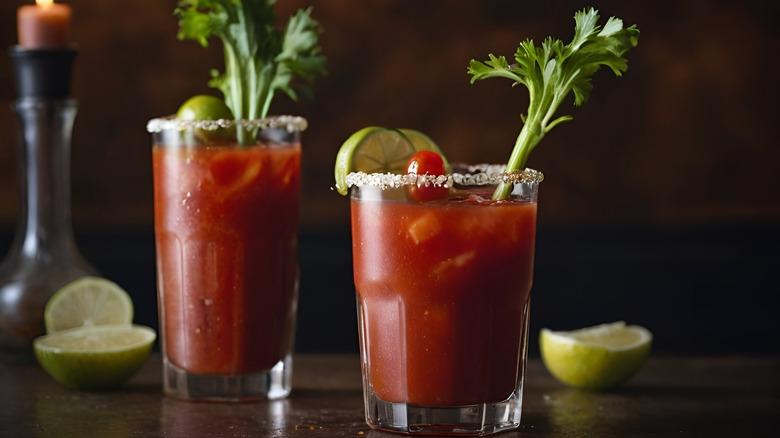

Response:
(1, 354), (777, 437)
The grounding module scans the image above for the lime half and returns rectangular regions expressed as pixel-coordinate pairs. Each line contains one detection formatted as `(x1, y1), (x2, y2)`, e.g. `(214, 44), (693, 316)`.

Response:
(539, 321), (652, 390)
(44, 277), (134, 333)
(34, 324), (156, 391)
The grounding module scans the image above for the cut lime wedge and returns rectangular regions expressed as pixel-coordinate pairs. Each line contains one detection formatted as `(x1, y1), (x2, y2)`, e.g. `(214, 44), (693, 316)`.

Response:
(34, 324), (156, 391)
(44, 277), (134, 333)
(540, 321), (652, 390)
(334, 127), (417, 195)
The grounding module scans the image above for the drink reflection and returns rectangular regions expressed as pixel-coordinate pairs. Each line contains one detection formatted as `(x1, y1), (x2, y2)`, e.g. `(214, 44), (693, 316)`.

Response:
(161, 398), (289, 436)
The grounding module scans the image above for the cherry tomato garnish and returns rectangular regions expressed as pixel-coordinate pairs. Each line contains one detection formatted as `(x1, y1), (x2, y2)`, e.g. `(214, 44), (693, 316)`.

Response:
(406, 150), (449, 202)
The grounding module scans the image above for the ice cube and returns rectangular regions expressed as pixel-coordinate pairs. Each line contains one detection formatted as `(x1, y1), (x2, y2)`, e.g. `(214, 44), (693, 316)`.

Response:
(432, 251), (476, 276)
(408, 212), (441, 244)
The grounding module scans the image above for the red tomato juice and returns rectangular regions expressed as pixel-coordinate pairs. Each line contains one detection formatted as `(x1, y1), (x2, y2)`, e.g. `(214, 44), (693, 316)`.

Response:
(351, 194), (537, 406)
(153, 142), (300, 376)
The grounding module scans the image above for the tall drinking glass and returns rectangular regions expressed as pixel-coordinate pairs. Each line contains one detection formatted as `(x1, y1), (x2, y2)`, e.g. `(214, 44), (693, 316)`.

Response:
(348, 164), (542, 435)
(147, 116), (306, 401)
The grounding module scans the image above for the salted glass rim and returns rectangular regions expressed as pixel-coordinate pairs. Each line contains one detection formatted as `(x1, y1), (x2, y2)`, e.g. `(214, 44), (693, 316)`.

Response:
(345, 165), (543, 189)
(146, 115), (308, 133)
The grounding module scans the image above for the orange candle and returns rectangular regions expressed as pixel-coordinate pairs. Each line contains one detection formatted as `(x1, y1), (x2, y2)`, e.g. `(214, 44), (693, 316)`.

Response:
(17, 0), (72, 49)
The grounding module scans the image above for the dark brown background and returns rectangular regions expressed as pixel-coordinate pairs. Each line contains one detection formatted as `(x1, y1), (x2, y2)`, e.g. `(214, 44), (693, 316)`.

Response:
(0, 0), (778, 355)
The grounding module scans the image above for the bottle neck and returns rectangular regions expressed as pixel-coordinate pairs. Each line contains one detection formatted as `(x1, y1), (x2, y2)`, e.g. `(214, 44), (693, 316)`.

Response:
(11, 98), (79, 259)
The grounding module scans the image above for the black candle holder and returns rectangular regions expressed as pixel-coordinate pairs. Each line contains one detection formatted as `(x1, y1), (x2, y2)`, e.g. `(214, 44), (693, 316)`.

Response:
(8, 46), (77, 99)
(0, 46), (98, 363)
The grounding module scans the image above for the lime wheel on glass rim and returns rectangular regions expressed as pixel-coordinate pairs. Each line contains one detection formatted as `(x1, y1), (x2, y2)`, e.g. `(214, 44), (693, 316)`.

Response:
(334, 127), (449, 195)
(176, 94), (237, 142)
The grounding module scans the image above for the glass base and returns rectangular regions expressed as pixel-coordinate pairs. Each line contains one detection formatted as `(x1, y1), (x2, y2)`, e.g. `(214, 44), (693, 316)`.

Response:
(364, 390), (524, 436)
(162, 355), (292, 402)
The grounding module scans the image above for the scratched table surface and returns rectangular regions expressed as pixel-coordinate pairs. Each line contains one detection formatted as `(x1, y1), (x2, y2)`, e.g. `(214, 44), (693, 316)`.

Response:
(1, 354), (777, 437)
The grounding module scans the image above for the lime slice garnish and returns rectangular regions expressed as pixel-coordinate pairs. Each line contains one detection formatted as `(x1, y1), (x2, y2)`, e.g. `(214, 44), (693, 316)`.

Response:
(334, 127), (417, 195)
(176, 94), (234, 121)
(44, 277), (134, 333)
(399, 128), (451, 174)
(176, 94), (236, 142)
(539, 321), (652, 390)
(34, 325), (156, 391)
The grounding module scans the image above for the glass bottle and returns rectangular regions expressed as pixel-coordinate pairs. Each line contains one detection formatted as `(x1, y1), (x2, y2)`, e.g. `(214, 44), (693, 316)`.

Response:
(0, 97), (98, 363)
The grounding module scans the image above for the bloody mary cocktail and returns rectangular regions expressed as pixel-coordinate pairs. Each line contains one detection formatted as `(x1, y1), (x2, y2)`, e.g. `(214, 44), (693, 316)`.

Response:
(149, 116), (305, 401)
(348, 165), (542, 435)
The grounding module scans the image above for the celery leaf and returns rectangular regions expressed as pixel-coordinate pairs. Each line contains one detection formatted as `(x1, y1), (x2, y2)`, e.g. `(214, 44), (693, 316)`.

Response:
(467, 8), (639, 199)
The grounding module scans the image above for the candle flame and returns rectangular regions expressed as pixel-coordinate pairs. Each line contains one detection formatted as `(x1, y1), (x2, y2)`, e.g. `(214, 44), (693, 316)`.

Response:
(36, 0), (54, 7)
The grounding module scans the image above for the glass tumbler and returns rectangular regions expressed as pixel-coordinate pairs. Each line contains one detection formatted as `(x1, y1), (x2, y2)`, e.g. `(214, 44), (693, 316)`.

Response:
(147, 116), (306, 401)
(348, 164), (542, 435)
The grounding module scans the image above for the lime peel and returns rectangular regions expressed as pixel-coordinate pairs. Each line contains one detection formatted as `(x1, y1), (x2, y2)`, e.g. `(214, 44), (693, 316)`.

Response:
(540, 321), (652, 391)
